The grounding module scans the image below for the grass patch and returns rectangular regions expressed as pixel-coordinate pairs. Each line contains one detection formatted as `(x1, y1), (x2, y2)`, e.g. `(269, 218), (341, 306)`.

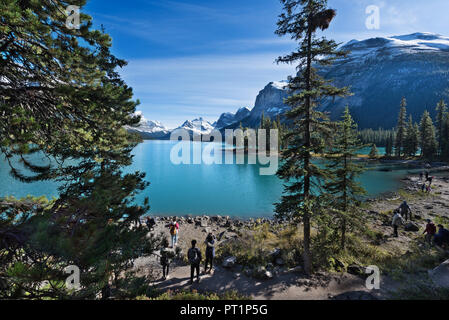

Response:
(216, 223), (303, 268)
(139, 289), (249, 300)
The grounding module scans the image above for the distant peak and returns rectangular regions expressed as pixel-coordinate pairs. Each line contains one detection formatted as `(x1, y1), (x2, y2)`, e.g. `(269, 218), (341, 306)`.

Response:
(345, 39), (359, 46)
(269, 81), (288, 90)
(391, 32), (444, 41)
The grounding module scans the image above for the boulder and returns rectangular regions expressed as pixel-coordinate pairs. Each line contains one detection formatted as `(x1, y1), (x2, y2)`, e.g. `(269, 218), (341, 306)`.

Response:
(254, 266), (273, 280)
(222, 256), (236, 268)
(347, 264), (365, 276)
(428, 259), (449, 289)
(404, 222), (420, 232)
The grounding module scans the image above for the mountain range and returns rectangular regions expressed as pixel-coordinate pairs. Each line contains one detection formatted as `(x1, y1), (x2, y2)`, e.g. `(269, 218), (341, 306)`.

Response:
(129, 32), (449, 139)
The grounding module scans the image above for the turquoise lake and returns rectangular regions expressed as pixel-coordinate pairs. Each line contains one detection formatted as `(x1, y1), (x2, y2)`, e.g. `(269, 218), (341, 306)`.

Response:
(0, 140), (417, 218)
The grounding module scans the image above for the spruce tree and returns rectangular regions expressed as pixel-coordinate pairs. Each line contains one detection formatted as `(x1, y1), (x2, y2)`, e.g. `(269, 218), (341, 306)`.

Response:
(1, 0), (159, 298)
(325, 107), (366, 249)
(403, 116), (419, 157)
(436, 99), (447, 157)
(394, 98), (407, 157)
(369, 144), (378, 159)
(419, 111), (438, 159)
(274, 0), (349, 274)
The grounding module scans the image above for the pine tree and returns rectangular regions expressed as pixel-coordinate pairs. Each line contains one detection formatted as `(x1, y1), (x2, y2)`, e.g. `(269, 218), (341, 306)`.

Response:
(436, 99), (447, 157)
(274, 0), (349, 274)
(385, 132), (394, 156)
(325, 107), (366, 249)
(394, 98), (407, 157)
(369, 144), (378, 159)
(403, 116), (419, 157)
(419, 111), (438, 159)
(0, 1), (159, 298)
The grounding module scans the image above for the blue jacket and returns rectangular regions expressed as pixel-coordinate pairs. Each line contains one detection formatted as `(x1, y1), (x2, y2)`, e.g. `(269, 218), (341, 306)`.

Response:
(437, 228), (449, 242)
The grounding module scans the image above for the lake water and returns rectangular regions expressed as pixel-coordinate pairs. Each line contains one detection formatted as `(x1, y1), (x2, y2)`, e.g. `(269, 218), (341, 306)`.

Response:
(0, 141), (416, 218)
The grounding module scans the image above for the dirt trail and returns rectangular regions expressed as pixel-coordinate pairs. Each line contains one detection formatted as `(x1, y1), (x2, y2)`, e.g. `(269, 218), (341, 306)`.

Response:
(148, 263), (393, 300)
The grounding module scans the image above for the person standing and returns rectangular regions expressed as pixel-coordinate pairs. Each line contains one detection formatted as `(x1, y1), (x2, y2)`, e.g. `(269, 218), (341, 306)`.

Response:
(421, 183), (426, 193)
(392, 210), (404, 238)
(434, 225), (449, 248)
(160, 238), (173, 280)
(146, 216), (156, 232)
(423, 219), (437, 245)
(169, 217), (179, 248)
(204, 233), (216, 274)
(188, 240), (202, 284)
(399, 201), (412, 221)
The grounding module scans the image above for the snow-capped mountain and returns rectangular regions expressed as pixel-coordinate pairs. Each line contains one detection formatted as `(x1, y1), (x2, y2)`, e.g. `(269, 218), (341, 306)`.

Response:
(126, 111), (170, 139)
(343, 32), (449, 58)
(317, 32), (449, 128)
(176, 117), (215, 136)
(129, 32), (449, 139)
(229, 32), (449, 130)
(215, 107), (251, 129)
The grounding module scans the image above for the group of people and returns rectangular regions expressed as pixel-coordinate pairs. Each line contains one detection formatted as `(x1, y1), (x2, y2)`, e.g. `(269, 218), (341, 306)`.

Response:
(419, 170), (434, 193)
(186, 233), (216, 284)
(391, 201), (449, 248)
(423, 220), (449, 248)
(157, 216), (216, 284)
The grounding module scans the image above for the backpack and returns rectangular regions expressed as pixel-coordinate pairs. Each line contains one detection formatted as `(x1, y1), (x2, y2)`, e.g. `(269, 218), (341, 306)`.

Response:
(170, 223), (178, 235)
(430, 224), (437, 234)
(188, 248), (200, 264)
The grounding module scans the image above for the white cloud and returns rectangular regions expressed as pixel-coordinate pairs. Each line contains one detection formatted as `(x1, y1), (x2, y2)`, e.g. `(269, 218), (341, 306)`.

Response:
(120, 53), (296, 128)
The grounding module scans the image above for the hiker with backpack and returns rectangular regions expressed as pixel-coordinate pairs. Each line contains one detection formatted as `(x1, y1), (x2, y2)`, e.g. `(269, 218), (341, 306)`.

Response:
(392, 210), (404, 238)
(434, 225), (449, 248)
(398, 201), (412, 221)
(423, 219), (437, 245)
(204, 233), (216, 274)
(160, 238), (174, 280)
(188, 240), (202, 284)
(146, 216), (156, 232)
(169, 217), (179, 248)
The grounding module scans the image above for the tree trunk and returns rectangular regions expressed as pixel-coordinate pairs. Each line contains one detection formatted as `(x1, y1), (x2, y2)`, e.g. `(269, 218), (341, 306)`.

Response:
(302, 24), (313, 276)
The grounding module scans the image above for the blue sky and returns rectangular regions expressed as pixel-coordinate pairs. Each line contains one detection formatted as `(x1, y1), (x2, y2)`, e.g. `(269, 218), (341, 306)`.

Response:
(84, 0), (449, 128)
